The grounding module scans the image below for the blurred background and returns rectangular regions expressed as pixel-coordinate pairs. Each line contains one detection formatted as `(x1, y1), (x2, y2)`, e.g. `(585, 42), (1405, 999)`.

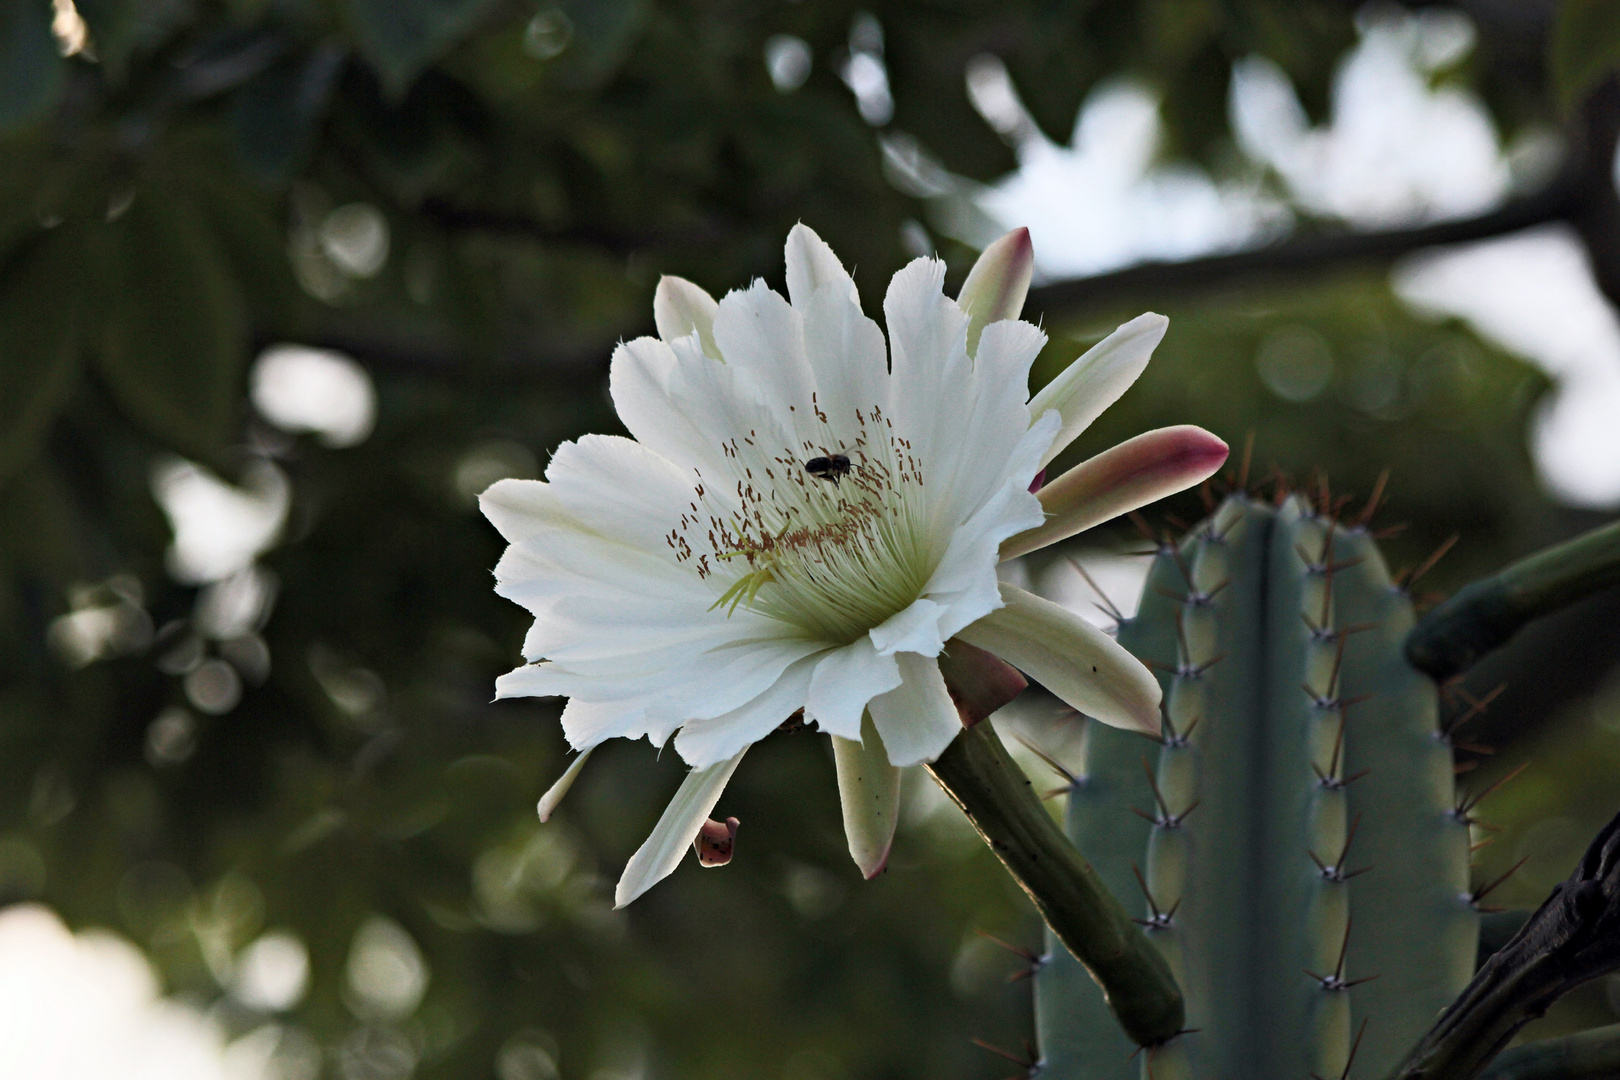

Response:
(3, 0), (1620, 1076)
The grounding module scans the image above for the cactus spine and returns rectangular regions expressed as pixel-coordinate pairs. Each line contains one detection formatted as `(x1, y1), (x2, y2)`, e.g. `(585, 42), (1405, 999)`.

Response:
(1035, 493), (1477, 1079)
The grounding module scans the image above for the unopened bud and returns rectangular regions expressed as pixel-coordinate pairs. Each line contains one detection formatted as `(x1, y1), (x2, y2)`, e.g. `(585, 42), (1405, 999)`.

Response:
(694, 816), (740, 867)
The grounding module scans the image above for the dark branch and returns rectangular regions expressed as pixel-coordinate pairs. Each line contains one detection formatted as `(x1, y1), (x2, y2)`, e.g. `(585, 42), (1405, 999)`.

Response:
(1025, 180), (1580, 317)
(1479, 1023), (1620, 1080)
(1391, 809), (1620, 1080)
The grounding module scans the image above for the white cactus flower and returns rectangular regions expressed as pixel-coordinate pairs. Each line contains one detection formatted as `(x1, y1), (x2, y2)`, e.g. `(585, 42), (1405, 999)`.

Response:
(482, 224), (1227, 905)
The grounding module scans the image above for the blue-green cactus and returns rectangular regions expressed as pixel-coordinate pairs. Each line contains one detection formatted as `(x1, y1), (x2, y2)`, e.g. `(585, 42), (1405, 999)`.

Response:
(1036, 492), (1477, 1079)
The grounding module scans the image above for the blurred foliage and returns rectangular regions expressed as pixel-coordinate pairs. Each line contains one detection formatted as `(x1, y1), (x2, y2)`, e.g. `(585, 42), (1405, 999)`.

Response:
(0, 0), (1618, 1077)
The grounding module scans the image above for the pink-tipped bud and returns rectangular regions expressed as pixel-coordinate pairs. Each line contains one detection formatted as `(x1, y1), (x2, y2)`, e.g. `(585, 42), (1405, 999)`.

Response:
(1001, 426), (1229, 561)
(957, 227), (1034, 354)
(693, 816), (740, 867)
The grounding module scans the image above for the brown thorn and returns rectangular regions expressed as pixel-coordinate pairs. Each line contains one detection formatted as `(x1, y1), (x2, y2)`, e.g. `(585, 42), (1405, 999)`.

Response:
(1198, 479), (1215, 513)
(1454, 760), (1481, 775)
(1131, 863), (1165, 920)
(1457, 761), (1531, 816)
(1164, 513), (1188, 532)
(1014, 735), (1078, 786)
(1238, 431), (1255, 491)
(1407, 533), (1460, 589)
(1371, 521), (1409, 539)
(1443, 683), (1507, 736)
(971, 1037), (1036, 1071)
(1357, 470), (1390, 528)
(974, 928), (1040, 963)
(1472, 855), (1531, 906)
(1069, 557), (1127, 624)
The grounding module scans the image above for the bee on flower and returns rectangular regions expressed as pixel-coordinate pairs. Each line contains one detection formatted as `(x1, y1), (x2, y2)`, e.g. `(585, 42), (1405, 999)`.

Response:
(483, 224), (1227, 905)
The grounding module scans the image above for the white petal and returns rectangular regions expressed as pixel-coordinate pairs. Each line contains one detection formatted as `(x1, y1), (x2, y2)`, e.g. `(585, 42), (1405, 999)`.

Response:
(653, 275), (720, 358)
(559, 696), (664, 751)
(537, 747), (594, 822)
(806, 638), (903, 739)
(868, 597), (946, 657)
(672, 655), (819, 767)
(832, 717), (902, 878)
(480, 478), (565, 547)
(920, 410), (1058, 642)
(799, 281), (889, 447)
(496, 662), (570, 699)
(546, 433), (705, 557)
(866, 653), (962, 767)
(884, 258), (972, 499)
(956, 583), (1161, 736)
(606, 334), (782, 480)
(785, 223), (858, 309)
(1027, 313), (1168, 469)
(711, 280), (817, 441)
(615, 749), (747, 907)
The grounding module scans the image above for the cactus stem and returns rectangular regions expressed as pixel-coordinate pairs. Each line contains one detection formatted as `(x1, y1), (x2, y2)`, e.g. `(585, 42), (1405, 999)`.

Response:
(1311, 1018), (1370, 1080)
(1354, 469), (1390, 528)
(929, 722), (1186, 1045)
(1470, 856), (1531, 911)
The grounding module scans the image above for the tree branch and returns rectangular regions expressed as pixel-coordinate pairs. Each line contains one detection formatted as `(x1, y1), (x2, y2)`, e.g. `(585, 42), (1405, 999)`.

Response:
(1025, 180), (1580, 318)
(1479, 1025), (1620, 1080)
(1390, 810), (1620, 1080)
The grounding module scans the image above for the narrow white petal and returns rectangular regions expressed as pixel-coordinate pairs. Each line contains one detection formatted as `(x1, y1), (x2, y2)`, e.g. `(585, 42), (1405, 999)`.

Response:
(957, 583), (1161, 736)
(615, 749), (746, 907)
(653, 275), (720, 357)
(867, 653), (962, 767)
(537, 747), (595, 822)
(868, 597), (946, 657)
(1027, 313), (1168, 469)
(832, 717), (902, 878)
(785, 223), (858, 309)
(806, 638), (903, 739)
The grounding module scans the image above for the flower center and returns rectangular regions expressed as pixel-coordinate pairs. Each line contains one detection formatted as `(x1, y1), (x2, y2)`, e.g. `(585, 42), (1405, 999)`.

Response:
(667, 402), (934, 644)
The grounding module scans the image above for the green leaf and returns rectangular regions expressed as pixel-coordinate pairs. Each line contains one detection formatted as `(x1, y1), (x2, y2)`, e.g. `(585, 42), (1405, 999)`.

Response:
(230, 43), (347, 183)
(1552, 0), (1620, 110)
(0, 0), (66, 133)
(99, 187), (248, 459)
(0, 229), (83, 487)
(346, 0), (497, 99)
